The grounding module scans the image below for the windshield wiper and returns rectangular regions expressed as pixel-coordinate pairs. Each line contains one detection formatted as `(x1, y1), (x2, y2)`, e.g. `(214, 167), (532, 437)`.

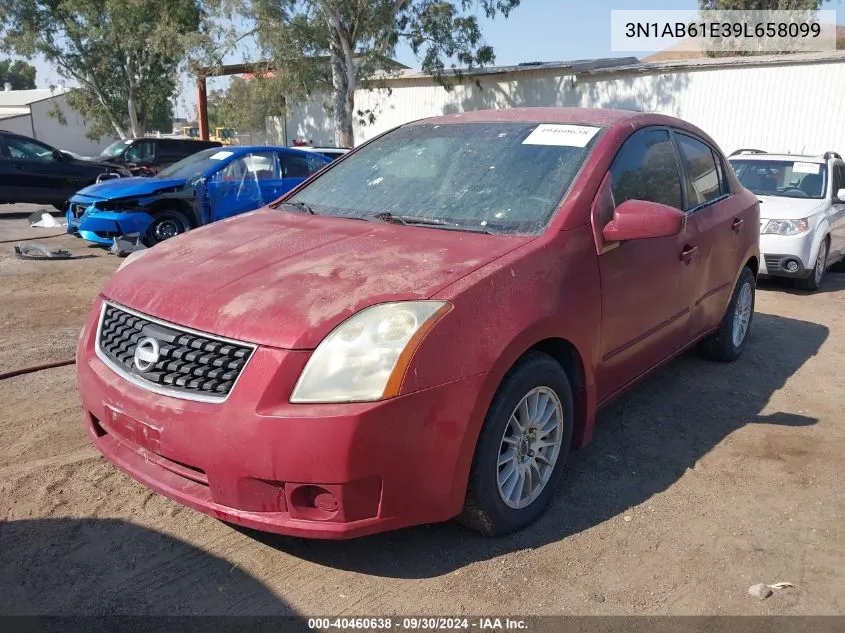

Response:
(276, 200), (318, 215)
(367, 212), (495, 234)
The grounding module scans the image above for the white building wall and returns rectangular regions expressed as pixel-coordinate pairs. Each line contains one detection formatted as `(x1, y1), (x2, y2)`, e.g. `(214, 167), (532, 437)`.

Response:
(28, 95), (117, 155)
(288, 59), (845, 156)
(0, 114), (35, 136)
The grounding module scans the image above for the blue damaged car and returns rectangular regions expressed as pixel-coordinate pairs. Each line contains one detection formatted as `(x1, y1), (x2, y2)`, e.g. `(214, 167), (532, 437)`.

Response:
(66, 146), (332, 246)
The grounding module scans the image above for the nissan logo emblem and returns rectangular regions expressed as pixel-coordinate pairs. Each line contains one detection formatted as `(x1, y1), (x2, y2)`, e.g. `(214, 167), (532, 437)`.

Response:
(133, 337), (160, 372)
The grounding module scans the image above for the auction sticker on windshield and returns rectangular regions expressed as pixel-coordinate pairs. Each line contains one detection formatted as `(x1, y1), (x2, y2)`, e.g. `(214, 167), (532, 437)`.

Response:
(209, 151), (234, 160)
(792, 162), (820, 174)
(522, 124), (601, 147)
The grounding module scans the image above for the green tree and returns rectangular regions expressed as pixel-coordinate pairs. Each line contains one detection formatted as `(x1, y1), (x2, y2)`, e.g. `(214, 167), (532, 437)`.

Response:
(0, 0), (215, 139)
(699, 0), (822, 8)
(235, 0), (520, 147)
(212, 75), (287, 132)
(0, 59), (36, 89)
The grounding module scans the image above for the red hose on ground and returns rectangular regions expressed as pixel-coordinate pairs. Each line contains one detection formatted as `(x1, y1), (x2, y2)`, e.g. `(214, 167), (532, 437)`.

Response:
(0, 359), (76, 381)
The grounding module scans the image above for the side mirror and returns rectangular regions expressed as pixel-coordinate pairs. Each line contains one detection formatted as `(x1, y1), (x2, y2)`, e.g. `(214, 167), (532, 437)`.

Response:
(602, 199), (686, 242)
(52, 150), (66, 161)
(835, 188), (845, 203)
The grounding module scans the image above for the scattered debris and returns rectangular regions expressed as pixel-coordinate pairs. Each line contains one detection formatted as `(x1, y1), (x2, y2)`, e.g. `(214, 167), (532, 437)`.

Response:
(748, 584), (773, 600)
(14, 243), (72, 260)
(109, 233), (147, 257)
(13, 244), (95, 261)
(623, 515), (632, 522)
(748, 581), (794, 600)
(28, 211), (66, 228)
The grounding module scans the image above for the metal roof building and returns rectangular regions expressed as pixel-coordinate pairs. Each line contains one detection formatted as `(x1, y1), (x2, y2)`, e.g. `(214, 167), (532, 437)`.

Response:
(286, 51), (845, 156)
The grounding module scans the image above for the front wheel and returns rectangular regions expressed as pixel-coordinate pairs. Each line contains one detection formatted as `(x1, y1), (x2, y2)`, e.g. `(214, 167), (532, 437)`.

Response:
(795, 237), (828, 291)
(143, 209), (191, 246)
(459, 351), (574, 536)
(697, 265), (756, 362)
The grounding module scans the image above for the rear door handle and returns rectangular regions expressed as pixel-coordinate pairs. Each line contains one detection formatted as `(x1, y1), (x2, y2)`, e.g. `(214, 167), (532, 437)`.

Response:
(732, 218), (744, 232)
(680, 245), (698, 264)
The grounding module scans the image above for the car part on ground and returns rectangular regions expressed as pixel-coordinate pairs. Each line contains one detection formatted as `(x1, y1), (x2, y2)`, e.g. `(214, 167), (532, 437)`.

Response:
(75, 107), (760, 539)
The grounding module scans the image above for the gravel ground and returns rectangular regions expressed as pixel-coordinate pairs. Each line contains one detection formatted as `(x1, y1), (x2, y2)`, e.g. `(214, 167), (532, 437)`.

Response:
(1, 204), (844, 617)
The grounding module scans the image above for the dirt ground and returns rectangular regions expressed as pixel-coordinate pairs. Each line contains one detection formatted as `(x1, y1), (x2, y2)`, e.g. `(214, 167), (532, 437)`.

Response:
(1, 203), (844, 617)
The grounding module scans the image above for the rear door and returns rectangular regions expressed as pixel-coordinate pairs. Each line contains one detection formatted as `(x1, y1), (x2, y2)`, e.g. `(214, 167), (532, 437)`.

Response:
(206, 151), (278, 220)
(278, 150), (329, 194)
(671, 131), (743, 339)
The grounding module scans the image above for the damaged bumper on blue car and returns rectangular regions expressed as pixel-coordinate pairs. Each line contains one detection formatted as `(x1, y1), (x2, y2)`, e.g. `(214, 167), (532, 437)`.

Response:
(66, 200), (154, 246)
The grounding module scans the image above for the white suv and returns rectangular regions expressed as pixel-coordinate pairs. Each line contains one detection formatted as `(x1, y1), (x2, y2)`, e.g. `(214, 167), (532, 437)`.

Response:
(728, 150), (845, 291)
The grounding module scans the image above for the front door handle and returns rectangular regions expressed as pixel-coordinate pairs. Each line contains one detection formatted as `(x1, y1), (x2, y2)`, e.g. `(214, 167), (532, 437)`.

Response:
(680, 244), (698, 264)
(732, 218), (744, 233)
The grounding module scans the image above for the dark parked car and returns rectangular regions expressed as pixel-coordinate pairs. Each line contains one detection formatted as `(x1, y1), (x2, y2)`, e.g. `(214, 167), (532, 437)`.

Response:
(0, 131), (127, 209)
(89, 137), (222, 175)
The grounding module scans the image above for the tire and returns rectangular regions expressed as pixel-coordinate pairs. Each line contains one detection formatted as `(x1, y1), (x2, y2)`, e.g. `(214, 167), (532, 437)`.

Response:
(459, 351), (574, 536)
(697, 266), (755, 362)
(143, 209), (191, 246)
(795, 237), (829, 291)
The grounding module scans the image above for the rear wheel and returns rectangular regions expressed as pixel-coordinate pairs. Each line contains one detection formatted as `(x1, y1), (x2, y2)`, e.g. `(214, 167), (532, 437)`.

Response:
(795, 237), (828, 291)
(698, 265), (755, 362)
(143, 209), (191, 246)
(459, 351), (574, 536)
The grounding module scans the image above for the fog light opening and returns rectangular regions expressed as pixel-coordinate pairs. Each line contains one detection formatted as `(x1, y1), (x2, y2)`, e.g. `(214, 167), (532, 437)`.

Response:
(289, 485), (339, 520)
(784, 259), (799, 273)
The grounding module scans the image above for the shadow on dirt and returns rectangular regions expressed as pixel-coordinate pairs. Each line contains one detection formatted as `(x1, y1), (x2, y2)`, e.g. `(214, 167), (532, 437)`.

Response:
(0, 517), (293, 616)
(245, 311), (828, 578)
(757, 270), (845, 297)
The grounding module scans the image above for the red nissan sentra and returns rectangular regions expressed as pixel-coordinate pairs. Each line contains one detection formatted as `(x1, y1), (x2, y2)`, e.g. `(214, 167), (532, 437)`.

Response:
(76, 108), (760, 539)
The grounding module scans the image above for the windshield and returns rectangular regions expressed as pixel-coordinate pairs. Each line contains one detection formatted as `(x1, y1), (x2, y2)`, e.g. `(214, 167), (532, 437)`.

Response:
(98, 140), (132, 158)
(285, 121), (601, 234)
(157, 148), (236, 179)
(731, 159), (827, 199)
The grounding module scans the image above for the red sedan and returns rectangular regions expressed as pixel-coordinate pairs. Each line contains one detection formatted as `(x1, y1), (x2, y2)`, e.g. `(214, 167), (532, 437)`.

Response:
(76, 108), (760, 539)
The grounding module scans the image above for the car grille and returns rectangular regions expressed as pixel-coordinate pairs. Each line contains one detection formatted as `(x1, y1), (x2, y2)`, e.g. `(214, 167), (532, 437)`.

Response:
(71, 203), (90, 218)
(97, 303), (254, 401)
(764, 255), (782, 271)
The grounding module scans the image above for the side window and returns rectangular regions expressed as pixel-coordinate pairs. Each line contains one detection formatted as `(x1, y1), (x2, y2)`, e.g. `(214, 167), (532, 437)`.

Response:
(125, 140), (155, 162)
(610, 129), (682, 210)
(675, 133), (724, 210)
(832, 162), (845, 196)
(158, 142), (185, 161)
(243, 152), (279, 180)
(280, 152), (325, 178)
(6, 137), (56, 161)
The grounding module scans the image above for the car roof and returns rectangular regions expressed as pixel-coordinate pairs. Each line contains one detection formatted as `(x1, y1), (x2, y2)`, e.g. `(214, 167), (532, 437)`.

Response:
(728, 153), (827, 164)
(417, 107), (660, 127)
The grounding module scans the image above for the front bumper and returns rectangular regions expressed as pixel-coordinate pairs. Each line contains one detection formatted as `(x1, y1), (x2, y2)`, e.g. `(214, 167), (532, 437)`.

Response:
(66, 199), (154, 245)
(76, 298), (485, 539)
(758, 231), (815, 277)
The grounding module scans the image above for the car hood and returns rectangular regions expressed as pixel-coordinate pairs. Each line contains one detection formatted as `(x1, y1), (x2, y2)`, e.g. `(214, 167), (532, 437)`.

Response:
(73, 176), (188, 201)
(103, 208), (534, 349)
(757, 195), (826, 221)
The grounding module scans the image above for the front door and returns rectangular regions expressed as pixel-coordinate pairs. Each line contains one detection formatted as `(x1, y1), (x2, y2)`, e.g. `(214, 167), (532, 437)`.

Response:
(1, 135), (70, 203)
(595, 128), (699, 402)
(827, 162), (845, 262)
(207, 151), (281, 221)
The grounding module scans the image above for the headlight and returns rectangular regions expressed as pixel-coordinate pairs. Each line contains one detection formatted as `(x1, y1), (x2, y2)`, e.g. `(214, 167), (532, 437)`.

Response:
(290, 301), (452, 403)
(761, 218), (809, 236)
